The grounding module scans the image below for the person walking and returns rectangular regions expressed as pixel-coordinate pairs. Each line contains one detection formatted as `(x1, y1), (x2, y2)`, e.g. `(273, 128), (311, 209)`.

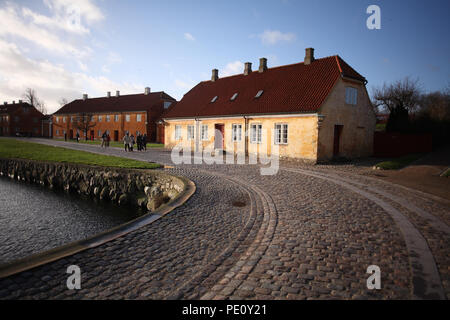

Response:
(130, 134), (135, 152)
(101, 132), (107, 148)
(106, 133), (111, 147)
(123, 132), (130, 152)
(137, 134), (142, 151)
(142, 133), (147, 151)
(76, 132), (80, 142)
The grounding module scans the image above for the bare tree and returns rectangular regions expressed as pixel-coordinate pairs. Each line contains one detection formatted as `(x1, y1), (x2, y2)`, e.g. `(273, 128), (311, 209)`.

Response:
(372, 77), (422, 132)
(23, 88), (47, 114)
(73, 113), (96, 140)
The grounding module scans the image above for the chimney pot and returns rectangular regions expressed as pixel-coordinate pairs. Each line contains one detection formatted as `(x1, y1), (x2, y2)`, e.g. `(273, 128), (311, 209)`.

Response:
(116, 90), (120, 97)
(244, 62), (252, 75)
(211, 69), (219, 82)
(304, 48), (315, 65)
(19, 99), (22, 104)
(107, 91), (111, 98)
(144, 87), (151, 95)
(258, 58), (268, 73)
(3, 102), (7, 105)
(12, 100), (15, 104)
(83, 94), (88, 100)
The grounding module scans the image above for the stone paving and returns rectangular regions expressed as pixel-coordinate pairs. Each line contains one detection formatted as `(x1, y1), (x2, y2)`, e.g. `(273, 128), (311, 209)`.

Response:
(0, 138), (448, 300)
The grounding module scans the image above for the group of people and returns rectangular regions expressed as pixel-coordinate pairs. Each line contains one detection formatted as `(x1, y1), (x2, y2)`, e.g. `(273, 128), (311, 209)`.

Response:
(122, 132), (147, 152)
(101, 132), (111, 148)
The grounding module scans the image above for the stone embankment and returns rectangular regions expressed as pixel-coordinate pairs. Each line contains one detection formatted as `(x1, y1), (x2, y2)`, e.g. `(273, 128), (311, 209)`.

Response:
(0, 158), (184, 213)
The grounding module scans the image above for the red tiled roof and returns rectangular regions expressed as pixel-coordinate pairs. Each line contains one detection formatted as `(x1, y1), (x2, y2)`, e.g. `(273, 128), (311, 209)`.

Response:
(163, 55), (366, 119)
(54, 92), (175, 115)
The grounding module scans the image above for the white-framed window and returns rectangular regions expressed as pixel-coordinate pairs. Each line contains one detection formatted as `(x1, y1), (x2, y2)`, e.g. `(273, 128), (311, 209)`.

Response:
(250, 124), (262, 144)
(345, 87), (358, 105)
(232, 124), (242, 142)
(125, 114), (130, 122)
(63, 116), (66, 123)
(201, 124), (208, 140)
(98, 115), (103, 122)
(70, 116), (74, 123)
(187, 125), (194, 140)
(98, 130), (102, 137)
(175, 125), (182, 140)
(106, 115), (111, 122)
(56, 117), (59, 123)
(274, 123), (288, 145)
(137, 114), (142, 122)
(90, 115), (95, 122)
(56, 129), (59, 135)
(114, 114), (119, 122)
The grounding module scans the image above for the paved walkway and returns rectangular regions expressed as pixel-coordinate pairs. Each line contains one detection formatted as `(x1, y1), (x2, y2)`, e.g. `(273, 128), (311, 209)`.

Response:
(0, 138), (448, 300)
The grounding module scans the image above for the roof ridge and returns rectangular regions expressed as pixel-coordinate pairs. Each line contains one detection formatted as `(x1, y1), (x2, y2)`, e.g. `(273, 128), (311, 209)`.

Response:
(203, 55), (340, 83)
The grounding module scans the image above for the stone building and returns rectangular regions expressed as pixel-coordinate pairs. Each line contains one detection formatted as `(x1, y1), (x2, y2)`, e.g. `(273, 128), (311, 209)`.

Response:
(52, 88), (176, 142)
(162, 48), (376, 162)
(0, 100), (47, 137)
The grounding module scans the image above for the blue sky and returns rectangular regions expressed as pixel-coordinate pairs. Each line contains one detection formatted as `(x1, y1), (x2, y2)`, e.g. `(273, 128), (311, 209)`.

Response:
(0, 0), (448, 113)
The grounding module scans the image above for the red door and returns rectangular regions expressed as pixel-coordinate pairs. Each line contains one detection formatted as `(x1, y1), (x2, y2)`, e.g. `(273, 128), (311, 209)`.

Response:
(333, 125), (343, 156)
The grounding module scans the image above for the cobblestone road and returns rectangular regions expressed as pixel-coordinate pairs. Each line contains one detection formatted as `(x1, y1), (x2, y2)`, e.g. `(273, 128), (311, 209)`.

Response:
(0, 138), (448, 300)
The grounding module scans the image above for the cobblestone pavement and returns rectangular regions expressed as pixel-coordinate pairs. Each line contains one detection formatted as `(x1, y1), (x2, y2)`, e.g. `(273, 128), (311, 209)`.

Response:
(0, 138), (448, 300)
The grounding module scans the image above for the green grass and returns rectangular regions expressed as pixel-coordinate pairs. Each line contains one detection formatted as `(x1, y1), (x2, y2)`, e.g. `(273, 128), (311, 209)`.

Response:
(0, 138), (161, 169)
(55, 138), (164, 149)
(375, 123), (386, 132)
(375, 153), (423, 170)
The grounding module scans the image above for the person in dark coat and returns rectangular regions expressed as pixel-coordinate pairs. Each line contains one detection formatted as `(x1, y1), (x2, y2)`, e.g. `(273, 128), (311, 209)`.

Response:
(142, 134), (147, 151)
(136, 134), (142, 151)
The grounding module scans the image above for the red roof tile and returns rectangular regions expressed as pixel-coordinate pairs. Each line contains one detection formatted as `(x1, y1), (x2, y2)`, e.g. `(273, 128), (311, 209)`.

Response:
(54, 92), (175, 115)
(163, 55), (366, 119)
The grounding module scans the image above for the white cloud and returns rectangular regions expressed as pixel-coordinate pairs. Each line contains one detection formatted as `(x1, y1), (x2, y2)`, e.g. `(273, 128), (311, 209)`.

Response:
(221, 61), (244, 77)
(0, 39), (143, 114)
(175, 79), (194, 90)
(44, 0), (104, 25)
(259, 29), (296, 45)
(184, 33), (195, 41)
(0, 4), (91, 58)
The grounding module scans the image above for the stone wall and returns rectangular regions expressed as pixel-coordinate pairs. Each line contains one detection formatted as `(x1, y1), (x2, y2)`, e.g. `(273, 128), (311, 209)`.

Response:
(0, 158), (185, 213)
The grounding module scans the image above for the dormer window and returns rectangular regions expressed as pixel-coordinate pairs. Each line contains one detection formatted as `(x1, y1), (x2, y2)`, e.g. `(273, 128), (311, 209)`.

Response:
(211, 96), (218, 103)
(230, 93), (238, 101)
(255, 90), (264, 98)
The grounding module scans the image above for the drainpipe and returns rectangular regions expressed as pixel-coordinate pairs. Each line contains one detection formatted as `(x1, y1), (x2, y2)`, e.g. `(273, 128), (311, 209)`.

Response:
(244, 116), (249, 157)
(195, 118), (200, 153)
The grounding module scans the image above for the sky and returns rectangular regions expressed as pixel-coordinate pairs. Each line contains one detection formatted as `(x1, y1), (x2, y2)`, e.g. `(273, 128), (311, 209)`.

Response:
(0, 0), (449, 114)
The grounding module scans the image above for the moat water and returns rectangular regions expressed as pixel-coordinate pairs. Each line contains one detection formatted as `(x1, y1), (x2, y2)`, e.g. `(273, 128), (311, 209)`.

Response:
(0, 177), (140, 264)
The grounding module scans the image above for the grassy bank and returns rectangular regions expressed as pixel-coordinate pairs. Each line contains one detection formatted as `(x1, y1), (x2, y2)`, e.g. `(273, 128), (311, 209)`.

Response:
(375, 153), (423, 170)
(0, 138), (161, 169)
(55, 138), (164, 149)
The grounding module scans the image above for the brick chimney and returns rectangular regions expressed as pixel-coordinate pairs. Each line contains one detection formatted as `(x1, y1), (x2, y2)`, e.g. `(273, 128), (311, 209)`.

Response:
(12, 100), (15, 104)
(304, 48), (315, 65)
(211, 69), (219, 82)
(244, 62), (252, 75)
(107, 91), (111, 98)
(259, 58), (267, 73)
(144, 87), (151, 95)
(116, 90), (120, 97)
(83, 94), (88, 100)
(3, 102), (7, 105)
(18, 99), (22, 103)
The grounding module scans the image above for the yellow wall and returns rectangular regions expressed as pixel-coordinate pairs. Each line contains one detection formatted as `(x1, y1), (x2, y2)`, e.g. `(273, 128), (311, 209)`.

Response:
(164, 116), (319, 160)
(317, 78), (376, 160)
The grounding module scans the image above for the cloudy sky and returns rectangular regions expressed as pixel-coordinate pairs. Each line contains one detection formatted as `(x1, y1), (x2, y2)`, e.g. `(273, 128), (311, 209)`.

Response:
(0, 0), (448, 114)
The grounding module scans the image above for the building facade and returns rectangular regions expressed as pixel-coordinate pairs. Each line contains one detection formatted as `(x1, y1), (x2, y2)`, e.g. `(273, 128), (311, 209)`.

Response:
(162, 48), (376, 162)
(52, 88), (175, 142)
(0, 101), (46, 137)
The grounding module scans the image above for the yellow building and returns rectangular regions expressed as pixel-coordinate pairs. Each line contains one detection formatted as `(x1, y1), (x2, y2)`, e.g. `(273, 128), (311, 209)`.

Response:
(162, 48), (376, 162)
